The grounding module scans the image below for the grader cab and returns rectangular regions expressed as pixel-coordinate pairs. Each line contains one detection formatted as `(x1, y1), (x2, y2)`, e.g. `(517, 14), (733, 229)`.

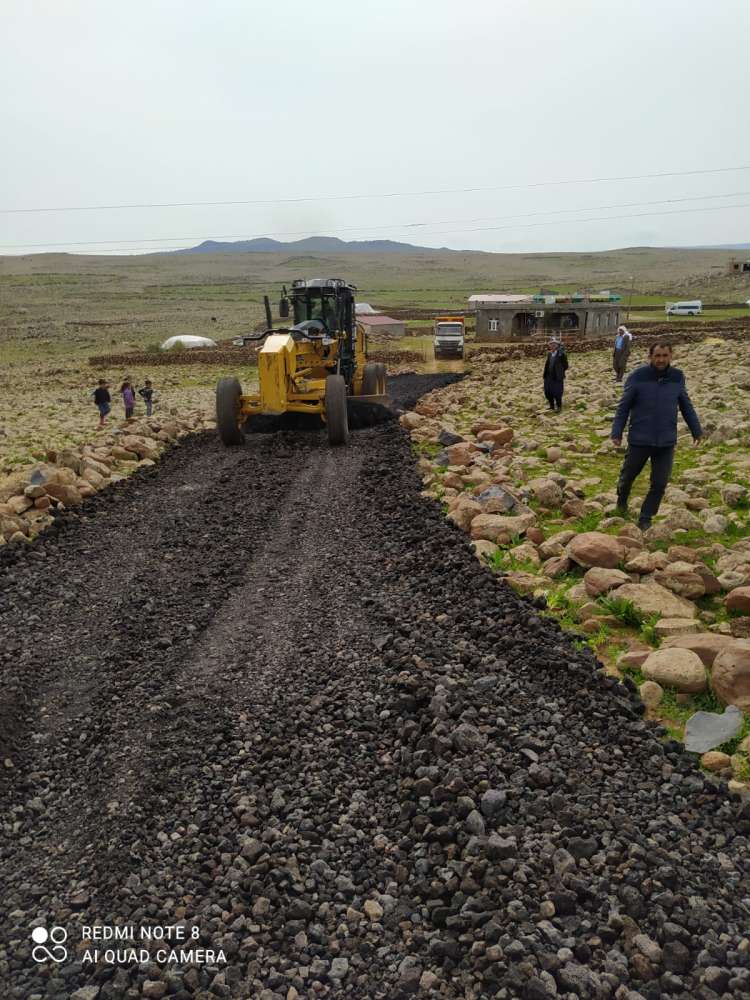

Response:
(216, 278), (388, 446)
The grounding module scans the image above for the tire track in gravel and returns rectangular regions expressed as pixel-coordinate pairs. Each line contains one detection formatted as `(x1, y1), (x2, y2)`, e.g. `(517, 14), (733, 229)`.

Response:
(0, 432), (314, 901)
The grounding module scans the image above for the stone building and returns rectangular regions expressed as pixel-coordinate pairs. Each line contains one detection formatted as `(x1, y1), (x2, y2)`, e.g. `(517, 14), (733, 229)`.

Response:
(469, 293), (623, 342)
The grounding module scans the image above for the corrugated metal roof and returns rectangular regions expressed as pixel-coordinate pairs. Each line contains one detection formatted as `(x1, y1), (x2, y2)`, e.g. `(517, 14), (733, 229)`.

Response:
(358, 314), (404, 326)
(468, 294), (533, 304)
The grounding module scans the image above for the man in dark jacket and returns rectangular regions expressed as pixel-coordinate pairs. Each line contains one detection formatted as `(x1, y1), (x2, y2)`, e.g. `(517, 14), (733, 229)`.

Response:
(611, 342), (702, 530)
(543, 338), (569, 411)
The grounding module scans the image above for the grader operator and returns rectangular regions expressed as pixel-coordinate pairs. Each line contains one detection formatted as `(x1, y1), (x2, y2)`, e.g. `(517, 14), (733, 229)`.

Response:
(216, 278), (388, 446)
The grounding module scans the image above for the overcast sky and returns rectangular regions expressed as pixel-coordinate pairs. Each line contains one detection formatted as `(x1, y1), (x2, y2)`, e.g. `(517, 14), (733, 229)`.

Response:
(2, 0), (749, 256)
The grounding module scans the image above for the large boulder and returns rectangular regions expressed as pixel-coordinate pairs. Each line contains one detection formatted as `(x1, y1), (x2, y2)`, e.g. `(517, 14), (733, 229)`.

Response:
(653, 618), (701, 639)
(121, 435), (159, 460)
(543, 555), (572, 577)
(567, 532), (625, 569)
(528, 478), (563, 508)
(654, 562), (706, 600)
(470, 512), (537, 544)
(475, 485), (518, 513)
(722, 483), (747, 507)
(447, 498), (482, 533)
(400, 412), (426, 430)
(5, 495), (32, 515)
(0, 472), (31, 503)
(684, 706), (744, 753)
(44, 483), (83, 506)
(503, 571), (545, 595)
(583, 567), (630, 598)
(642, 648), (707, 693)
(445, 442), (481, 467)
(607, 582), (697, 620)
(712, 646), (750, 710)
(477, 427), (514, 447)
(662, 633), (750, 667)
(662, 509), (703, 532)
(538, 530), (576, 559)
(725, 586), (750, 614)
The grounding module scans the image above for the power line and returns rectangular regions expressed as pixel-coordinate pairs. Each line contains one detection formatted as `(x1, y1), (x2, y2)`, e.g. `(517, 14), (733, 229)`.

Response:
(2, 164), (749, 215)
(3, 190), (749, 252)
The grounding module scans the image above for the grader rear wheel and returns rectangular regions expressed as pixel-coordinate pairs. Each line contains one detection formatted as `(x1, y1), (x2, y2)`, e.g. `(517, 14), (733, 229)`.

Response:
(325, 374), (349, 446)
(361, 362), (380, 396)
(375, 363), (387, 394)
(216, 377), (246, 446)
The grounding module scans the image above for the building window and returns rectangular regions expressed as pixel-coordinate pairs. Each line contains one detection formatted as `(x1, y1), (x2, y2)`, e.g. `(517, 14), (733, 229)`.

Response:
(488, 318), (498, 332)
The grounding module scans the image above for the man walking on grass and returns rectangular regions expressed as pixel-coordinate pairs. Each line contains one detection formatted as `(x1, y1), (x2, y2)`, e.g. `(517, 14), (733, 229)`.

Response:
(612, 324), (633, 382)
(611, 341), (702, 531)
(543, 337), (569, 411)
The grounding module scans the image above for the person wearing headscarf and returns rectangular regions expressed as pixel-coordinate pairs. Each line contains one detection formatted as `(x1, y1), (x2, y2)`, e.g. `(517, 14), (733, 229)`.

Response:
(543, 337), (569, 411)
(613, 324), (633, 382)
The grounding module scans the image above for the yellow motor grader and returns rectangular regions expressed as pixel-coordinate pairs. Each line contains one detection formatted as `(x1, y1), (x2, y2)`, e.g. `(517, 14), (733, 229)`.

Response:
(216, 278), (389, 446)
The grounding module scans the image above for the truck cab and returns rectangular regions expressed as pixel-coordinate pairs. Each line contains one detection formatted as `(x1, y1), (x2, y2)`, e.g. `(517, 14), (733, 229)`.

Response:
(433, 315), (465, 358)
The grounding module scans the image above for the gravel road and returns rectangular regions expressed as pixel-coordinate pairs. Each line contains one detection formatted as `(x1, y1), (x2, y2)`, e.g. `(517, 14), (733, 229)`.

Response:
(0, 374), (749, 1000)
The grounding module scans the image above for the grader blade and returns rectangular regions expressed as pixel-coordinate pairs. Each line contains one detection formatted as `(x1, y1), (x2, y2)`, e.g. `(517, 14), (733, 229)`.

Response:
(346, 394), (394, 428)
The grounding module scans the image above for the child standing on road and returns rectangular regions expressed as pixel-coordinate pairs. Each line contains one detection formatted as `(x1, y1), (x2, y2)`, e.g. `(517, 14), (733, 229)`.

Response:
(138, 379), (155, 417)
(93, 379), (111, 427)
(121, 379), (135, 419)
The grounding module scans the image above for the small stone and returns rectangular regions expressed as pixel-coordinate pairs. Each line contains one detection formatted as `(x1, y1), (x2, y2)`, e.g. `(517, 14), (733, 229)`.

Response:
(364, 899), (383, 921)
(71, 988), (100, 1000)
(480, 788), (507, 819)
(142, 983), (167, 1000)
(701, 751), (732, 771)
(639, 680), (664, 708)
(329, 957), (349, 980)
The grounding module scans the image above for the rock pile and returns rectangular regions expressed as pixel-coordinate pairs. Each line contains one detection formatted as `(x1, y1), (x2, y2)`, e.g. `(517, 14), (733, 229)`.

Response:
(0, 412), (212, 544)
(403, 339), (750, 788)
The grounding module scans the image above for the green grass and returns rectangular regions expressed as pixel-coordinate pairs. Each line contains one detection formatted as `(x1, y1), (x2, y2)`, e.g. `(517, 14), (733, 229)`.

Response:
(599, 595), (642, 628)
(572, 510), (605, 532)
(598, 595), (661, 646)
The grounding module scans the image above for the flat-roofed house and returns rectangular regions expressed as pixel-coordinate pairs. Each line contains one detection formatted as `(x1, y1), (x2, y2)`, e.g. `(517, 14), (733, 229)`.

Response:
(469, 292), (623, 341)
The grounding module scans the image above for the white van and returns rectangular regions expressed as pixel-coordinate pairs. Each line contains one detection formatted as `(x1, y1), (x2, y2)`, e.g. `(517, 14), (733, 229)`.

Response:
(666, 300), (702, 316)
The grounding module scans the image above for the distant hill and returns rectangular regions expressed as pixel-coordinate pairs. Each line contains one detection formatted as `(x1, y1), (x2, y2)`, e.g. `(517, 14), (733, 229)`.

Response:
(674, 242), (750, 250)
(174, 236), (448, 255)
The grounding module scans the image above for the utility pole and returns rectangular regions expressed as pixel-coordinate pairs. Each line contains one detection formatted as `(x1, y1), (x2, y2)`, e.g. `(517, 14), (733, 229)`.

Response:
(626, 275), (635, 322)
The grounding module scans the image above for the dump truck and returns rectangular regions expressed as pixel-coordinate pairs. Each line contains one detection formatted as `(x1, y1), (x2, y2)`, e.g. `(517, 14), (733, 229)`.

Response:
(433, 315), (465, 358)
(216, 278), (389, 447)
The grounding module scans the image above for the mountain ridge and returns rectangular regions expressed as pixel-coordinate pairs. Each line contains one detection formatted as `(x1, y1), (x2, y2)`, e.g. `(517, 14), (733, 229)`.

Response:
(174, 236), (452, 254)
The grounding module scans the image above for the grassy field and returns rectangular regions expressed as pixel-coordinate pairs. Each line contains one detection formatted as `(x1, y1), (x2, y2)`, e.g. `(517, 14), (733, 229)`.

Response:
(1, 245), (749, 362)
(0, 246), (748, 472)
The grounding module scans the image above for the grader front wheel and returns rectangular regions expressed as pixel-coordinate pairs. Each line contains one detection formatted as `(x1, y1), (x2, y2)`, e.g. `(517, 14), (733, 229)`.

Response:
(325, 374), (349, 446)
(216, 377), (246, 446)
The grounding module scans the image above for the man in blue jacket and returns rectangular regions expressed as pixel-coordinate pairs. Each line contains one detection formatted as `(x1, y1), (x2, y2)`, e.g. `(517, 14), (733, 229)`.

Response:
(611, 341), (702, 530)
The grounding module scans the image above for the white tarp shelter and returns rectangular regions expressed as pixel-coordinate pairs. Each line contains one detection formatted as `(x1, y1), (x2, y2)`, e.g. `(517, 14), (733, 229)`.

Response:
(160, 335), (218, 350)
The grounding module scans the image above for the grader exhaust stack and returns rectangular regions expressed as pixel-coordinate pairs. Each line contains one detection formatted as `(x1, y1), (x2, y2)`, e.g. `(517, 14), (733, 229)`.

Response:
(215, 278), (391, 446)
